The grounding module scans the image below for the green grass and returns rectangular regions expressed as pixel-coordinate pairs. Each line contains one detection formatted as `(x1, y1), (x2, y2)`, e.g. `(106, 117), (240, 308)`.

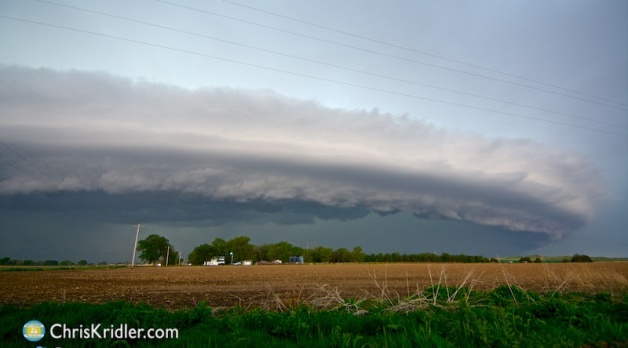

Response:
(2, 287), (627, 347)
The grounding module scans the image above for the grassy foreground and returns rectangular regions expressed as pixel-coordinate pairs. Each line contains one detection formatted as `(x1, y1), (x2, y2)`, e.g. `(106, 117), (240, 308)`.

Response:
(2, 286), (627, 347)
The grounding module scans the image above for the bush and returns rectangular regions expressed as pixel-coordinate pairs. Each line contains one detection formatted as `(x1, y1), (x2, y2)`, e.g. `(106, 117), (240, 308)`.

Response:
(571, 254), (593, 262)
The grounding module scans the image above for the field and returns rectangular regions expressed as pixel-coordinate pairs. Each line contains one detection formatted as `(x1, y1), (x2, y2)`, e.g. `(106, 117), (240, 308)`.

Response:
(2, 262), (628, 347)
(2, 262), (627, 309)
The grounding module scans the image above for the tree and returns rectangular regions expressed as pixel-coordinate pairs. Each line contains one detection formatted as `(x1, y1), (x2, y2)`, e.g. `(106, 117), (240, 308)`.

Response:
(166, 249), (180, 266)
(351, 246), (365, 263)
(301, 247), (313, 263)
(211, 238), (227, 258)
(78, 260), (88, 266)
(158, 245), (179, 266)
(390, 252), (401, 262)
(571, 254), (593, 263)
(311, 246), (333, 263)
(519, 256), (532, 263)
(60, 260), (74, 266)
(266, 241), (300, 262)
(331, 247), (351, 263)
(254, 244), (271, 262)
(137, 234), (171, 264)
(189, 244), (216, 265)
(225, 236), (254, 263)
(0, 257), (10, 265)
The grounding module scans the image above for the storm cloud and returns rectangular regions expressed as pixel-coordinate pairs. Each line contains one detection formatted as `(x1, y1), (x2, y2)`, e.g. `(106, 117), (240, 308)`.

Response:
(0, 66), (606, 239)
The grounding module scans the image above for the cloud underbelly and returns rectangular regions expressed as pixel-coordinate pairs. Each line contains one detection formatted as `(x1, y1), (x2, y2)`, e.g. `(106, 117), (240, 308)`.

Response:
(0, 67), (606, 240)
(141, 151), (594, 238)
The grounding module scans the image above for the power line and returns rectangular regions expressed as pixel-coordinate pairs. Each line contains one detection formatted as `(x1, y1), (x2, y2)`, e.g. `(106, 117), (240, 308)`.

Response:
(0, 142), (58, 190)
(0, 141), (107, 217)
(154, 0), (627, 112)
(1, 14), (626, 138)
(30, 0), (627, 130)
(0, 148), (50, 192)
(220, 0), (628, 109)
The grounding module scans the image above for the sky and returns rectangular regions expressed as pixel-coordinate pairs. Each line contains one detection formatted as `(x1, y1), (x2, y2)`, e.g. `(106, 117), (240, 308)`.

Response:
(0, 0), (626, 263)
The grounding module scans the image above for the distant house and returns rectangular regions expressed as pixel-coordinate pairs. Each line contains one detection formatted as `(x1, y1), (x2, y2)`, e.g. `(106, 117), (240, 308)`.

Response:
(203, 256), (226, 266)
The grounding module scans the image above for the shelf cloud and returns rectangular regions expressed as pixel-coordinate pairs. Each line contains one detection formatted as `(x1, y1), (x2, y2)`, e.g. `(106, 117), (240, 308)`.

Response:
(0, 66), (606, 239)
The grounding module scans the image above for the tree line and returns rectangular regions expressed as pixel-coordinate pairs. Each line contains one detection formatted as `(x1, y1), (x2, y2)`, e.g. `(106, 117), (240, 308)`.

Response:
(185, 235), (496, 265)
(0, 258), (108, 266)
(0, 233), (595, 266)
(518, 254), (593, 263)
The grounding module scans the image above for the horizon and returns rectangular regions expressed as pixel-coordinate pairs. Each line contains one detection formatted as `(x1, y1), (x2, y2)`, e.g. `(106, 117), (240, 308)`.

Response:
(2, 232), (626, 265)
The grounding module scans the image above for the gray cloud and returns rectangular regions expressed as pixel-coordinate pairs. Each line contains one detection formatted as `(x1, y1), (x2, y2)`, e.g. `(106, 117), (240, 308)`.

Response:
(0, 66), (607, 239)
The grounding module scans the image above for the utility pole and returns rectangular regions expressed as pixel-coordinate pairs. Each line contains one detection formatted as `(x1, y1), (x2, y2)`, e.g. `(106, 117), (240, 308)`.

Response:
(166, 245), (170, 266)
(131, 224), (141, 269)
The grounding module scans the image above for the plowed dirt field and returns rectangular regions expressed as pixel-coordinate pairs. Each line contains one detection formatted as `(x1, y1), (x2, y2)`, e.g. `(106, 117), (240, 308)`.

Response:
(2, 263), (627, 309)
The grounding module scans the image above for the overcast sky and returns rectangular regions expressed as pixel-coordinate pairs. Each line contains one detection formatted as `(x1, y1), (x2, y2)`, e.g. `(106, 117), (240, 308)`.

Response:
(1, 0), (626, 262)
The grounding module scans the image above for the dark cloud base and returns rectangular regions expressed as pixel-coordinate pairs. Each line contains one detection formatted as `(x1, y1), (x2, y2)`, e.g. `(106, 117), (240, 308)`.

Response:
(0, 191), (552, 262)
(0, 190), (371, 226)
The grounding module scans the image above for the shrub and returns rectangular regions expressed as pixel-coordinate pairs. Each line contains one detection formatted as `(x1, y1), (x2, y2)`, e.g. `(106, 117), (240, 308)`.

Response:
(571, 254), (593, 263)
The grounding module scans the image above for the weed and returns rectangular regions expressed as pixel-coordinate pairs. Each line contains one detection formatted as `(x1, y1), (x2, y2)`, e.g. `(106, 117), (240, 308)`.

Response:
(3, 290), (626, 347)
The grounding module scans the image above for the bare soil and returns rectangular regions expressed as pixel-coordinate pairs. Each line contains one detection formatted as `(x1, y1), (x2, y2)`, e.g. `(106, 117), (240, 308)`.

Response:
(1, 263), (627, 309)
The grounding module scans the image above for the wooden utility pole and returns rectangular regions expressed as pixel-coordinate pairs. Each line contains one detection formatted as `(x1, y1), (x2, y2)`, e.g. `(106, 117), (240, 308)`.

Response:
(131, 224), (141, 269)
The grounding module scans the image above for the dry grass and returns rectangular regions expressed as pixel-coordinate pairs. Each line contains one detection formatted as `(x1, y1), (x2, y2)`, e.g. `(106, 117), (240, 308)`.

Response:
(1, 262), (626, 309)
(238, 262), (628, 313)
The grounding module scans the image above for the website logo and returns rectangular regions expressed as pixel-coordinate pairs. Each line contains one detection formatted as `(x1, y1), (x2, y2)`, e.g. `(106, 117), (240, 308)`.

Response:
(23, 320), (45, 342)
